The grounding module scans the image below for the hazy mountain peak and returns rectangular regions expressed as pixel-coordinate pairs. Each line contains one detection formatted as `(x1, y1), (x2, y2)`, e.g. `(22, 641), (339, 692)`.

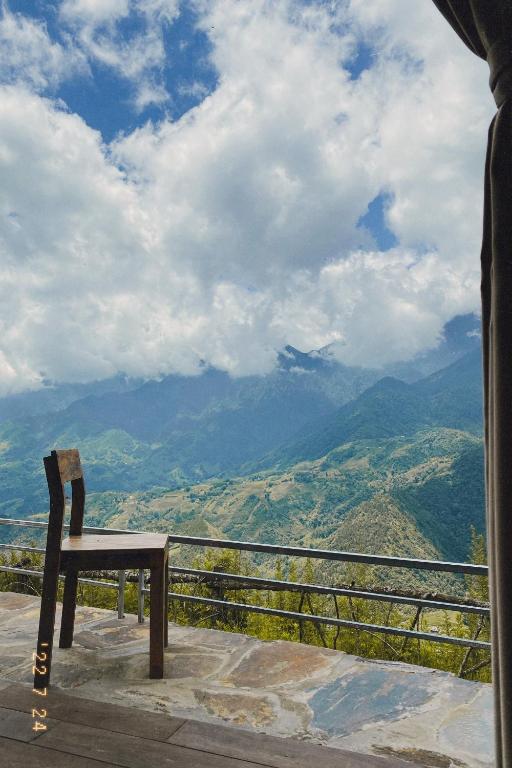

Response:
(277, 345), (333, 372)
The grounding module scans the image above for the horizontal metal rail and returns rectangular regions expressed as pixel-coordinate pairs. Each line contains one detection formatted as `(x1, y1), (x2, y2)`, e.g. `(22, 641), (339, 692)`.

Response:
(159, 591), (491, 650)
(0, 563), (144, 622)
(3, 562), (489, 649)
(0, 565), (118, 591)
(0, 519), (142, 535)
(0, 518), (488, 576)
(1, 560), (490, 649)
(0, 556), (488, 615)
(167, 535), (488, 576)
(0, 543), (44, 554)
(169, 566), (490, 616)
(0, 516), (490, 650)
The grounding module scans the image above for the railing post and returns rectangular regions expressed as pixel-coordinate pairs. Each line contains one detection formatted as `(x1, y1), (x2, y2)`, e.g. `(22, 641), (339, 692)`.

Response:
(117, 570), (126, 619)
(138, 569), (145, 623)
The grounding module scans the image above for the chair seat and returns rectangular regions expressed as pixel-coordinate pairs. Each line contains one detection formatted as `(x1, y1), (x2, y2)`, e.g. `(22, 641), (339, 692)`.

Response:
(61, 533), (168, 554)
(35, 449), (169, 689)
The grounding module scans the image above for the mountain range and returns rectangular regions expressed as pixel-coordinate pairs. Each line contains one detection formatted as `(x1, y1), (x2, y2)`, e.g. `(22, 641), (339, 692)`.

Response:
(0, 314), (486, 572)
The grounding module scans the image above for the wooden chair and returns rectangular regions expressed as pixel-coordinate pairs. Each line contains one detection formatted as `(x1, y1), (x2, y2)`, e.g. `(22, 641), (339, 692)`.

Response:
(34, 449), (169, 690)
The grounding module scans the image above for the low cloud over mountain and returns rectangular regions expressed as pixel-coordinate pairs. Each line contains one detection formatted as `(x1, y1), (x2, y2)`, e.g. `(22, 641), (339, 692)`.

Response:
(0, 1), (492, 393)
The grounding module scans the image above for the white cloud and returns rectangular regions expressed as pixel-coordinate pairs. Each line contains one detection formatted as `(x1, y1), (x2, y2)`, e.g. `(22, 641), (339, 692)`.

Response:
(346, 0), (493, 263)
(59, 0), (132, 26)
(272, 249), (479, 366)
(0, 0), (496, 394)
(59, 0), (180, 110)
(0, 5), (86, 91)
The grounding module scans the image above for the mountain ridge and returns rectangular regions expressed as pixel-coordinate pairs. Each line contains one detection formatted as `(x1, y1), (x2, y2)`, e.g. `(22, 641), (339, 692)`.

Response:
(251, 347), (483, 472)
(0, 314), (485, 571)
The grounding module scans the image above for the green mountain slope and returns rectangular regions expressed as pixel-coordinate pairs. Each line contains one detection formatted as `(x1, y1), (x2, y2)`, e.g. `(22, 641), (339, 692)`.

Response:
(0, 318), (485, 573)
(0, 348), (382, 512)
(256, 348), (483, 470)
(81, 427), (484, 574)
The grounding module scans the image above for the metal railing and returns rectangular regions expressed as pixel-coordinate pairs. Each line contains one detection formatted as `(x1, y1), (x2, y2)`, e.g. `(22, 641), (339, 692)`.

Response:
(0, 517), (490, 653)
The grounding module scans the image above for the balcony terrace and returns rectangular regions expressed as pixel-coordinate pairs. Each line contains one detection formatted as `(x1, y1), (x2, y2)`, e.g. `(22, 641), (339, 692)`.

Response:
(0, 519), (493, 768)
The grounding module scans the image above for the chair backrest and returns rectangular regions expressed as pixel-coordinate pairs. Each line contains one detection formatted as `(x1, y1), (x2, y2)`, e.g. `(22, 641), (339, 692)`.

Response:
(43, 450), (86, 558)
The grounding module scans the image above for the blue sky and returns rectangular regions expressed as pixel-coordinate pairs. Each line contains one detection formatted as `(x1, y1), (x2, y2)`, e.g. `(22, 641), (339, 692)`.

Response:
(0, 0), (494, 392)
(8, 0), (219, 138)
(7, 2), (374, 147)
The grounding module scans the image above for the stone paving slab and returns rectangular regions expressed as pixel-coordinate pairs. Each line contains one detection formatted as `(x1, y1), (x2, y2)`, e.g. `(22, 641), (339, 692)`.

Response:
(0, 591), (494, 768)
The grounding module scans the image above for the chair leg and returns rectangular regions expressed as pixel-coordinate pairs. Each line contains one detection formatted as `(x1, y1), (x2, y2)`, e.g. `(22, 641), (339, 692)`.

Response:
(59, 567), (78, 649)
(149, 558), (165, 679)
(34, 561), (60, 690)
(164, 553), (169, 649)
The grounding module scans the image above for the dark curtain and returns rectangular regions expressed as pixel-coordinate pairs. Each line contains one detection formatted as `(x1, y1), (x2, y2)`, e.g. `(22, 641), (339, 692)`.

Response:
(431, 2), (512, 766)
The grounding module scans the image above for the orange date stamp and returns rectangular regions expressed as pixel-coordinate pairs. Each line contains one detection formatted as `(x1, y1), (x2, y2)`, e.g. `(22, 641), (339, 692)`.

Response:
(32, 642), (49, 732)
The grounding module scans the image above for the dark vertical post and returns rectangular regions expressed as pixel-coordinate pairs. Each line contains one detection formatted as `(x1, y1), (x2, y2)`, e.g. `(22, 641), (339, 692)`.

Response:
(59, 566), (78, 649)
(149, 554), (165, 678)
(34, 455), (65, 689)
(164, 549), (169, 648)
(70, 477), (85, 535)
(59, 475), (85, 648)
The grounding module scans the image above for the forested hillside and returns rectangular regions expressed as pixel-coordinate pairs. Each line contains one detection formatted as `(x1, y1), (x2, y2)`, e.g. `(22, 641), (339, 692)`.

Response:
(0, 315), (485, 569)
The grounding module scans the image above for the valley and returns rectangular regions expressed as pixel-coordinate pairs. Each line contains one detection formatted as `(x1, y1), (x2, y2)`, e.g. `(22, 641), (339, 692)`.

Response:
(0, 314), (486, 583)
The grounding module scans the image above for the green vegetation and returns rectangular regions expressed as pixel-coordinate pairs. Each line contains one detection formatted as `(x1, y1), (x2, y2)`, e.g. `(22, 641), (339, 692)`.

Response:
(0, 324), (490, 681)
(75, 427), (485, 588)
(0, 529), (490, 683)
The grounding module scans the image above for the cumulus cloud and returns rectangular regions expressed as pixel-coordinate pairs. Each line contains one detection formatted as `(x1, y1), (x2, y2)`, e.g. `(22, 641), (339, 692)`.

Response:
(0, 0), (497, 394)
(59, 0), (180, 110)
(348, 0), (492, 261)
(0, 4), (87, 90)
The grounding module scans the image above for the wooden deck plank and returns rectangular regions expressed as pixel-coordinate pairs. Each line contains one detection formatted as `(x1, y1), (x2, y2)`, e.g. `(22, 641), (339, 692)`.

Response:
(1, 683), (185, 742)
(0, 736), (121, 768)
(0, 682), (421, 768)
(168, 719), (407, 768)
(0, 707), (58, 743)
(37, 720), (261, 768)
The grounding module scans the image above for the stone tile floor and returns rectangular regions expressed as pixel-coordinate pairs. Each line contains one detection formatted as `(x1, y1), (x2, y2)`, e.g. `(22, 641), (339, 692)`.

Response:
(0, 592), (494, 768)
